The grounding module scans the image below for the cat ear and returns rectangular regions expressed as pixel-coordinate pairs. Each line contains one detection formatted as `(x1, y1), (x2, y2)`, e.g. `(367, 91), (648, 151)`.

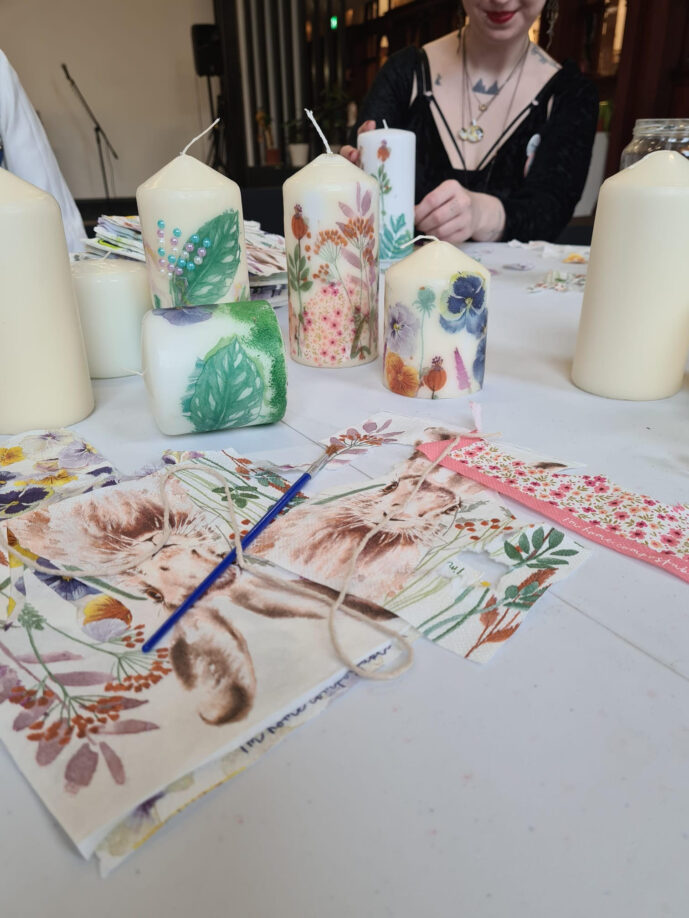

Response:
(170, 606), (256, 724)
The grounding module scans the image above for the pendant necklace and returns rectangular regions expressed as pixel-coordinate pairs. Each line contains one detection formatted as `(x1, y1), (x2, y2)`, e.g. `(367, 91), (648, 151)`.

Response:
(458, 31), (531, 144)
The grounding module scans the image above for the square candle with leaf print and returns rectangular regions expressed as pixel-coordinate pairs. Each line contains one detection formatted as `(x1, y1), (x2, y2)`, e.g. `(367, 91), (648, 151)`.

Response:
(137, 154), (250, 310)
(283, 153), (379, 367)
(383, 241), (489, 399)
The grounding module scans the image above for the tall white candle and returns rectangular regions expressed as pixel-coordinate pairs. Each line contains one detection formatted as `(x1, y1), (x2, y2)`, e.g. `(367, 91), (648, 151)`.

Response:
(359, 128), (415, 266)
(283, 153), (379, 367)
(71, 259), (150, 378)
(572, 151), (689, 400)
(383, 240), (489, 398)
(136, 154), (250, 310)
(0, 170), (93, 434)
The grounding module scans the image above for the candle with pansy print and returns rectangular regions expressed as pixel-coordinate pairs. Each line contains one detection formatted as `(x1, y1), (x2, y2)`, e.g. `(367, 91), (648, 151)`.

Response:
(283, 121), (380, 367)
(136, 126), (249, 310)
(383, 239), (489, 399)
(358, 127), (415, 267)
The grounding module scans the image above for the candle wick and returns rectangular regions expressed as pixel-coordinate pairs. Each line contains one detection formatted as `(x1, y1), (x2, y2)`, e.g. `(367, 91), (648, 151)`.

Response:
(180, 118), (221, 156)
(382, 119), (389, 129)
(304, 108), (332, 156)
(404, 235), (439, 247)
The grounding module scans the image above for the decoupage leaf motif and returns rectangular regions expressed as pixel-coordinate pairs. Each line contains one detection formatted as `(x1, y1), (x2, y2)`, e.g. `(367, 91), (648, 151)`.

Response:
(182, 336), (264, 433)
(532, 527), (545, 551)
(65, 742), (98, 793)
(339, 201), (356, 219)
(54, 671), (112, 686)
(100, 719), (159, 735)
(518, 531), (531, 554)
(548, 528), (565, 549)
(342, 249), (360, 269)
(503, 541), (522, 561)
(361, 188), (372, 214)
(100, 742), (125, 785)
(180, 210), (241, 306)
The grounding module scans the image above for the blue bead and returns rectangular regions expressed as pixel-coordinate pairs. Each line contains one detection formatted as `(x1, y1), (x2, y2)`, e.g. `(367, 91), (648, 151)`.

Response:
(173, 227), (182, 237)
(157, 247), (165, 257)
(167, 254), (177, 265)
(177, 260), (186, 270)
(186, 261), (196, 271)
(157, 219), (165, 228)
(191, 233), (200, 244)
(202, 237), (211, 248)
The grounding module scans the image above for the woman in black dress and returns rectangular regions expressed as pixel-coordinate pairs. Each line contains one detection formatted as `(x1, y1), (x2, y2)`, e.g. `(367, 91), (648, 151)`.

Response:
(342, 0), (598, 243)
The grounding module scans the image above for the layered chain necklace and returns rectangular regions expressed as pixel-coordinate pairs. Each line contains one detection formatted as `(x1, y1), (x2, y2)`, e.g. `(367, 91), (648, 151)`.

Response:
(458, 30), (531, 144)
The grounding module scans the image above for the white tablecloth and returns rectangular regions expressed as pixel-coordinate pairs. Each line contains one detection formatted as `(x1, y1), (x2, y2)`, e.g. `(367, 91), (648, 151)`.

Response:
(3, 243), (688, 918)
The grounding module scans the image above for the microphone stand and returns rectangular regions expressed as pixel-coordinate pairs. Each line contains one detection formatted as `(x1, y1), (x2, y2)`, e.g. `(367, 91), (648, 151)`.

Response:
(61, 63), (118, 200)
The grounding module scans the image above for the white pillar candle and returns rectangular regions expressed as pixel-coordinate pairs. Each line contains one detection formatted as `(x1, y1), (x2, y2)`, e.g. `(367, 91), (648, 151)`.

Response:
(383, 240), (489, 398)
(283, 153), (379, 367)
(71, 259), (150, 378)
(0, 170), (93, 434)
(358, 128), (415, 267)
(141, 300), (287, 435)
(572, 151), (689, 400)
(136, 154), (250, 310)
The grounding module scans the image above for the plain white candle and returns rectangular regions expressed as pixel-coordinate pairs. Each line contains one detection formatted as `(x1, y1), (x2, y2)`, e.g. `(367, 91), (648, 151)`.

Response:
(136, 153), (250, 309)
(359, 128), (415, 265)
(0, 170), (93, 434)
(283, 152), (379, 367)
(383, 240), (489, 398)
(572, 151), (689, 400)
(71, 259), (150, 379)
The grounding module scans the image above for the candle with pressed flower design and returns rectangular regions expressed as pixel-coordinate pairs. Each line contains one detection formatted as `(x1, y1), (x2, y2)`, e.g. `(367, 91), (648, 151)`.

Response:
(383, 240), (489, 399)
(358, 128), (415, 267)
(136, 153), (250, 310)
(283, 153), (379, 367)
(0, 169), (93, 434)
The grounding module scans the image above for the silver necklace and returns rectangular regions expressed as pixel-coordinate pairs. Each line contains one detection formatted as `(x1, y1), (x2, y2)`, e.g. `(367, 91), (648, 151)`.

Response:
(458, 32), (531, 144)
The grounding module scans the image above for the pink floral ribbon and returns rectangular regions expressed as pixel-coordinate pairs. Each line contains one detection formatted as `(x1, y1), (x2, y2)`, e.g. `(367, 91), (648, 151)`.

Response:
(418, 437), (689, 583)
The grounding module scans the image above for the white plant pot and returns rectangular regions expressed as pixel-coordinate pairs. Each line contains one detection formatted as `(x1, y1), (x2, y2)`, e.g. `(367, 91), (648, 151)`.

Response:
(288, 143), (310, 167)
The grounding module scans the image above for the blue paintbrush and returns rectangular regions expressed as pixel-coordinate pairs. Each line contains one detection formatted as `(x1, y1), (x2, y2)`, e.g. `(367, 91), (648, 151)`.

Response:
(142, 450), (333, 653)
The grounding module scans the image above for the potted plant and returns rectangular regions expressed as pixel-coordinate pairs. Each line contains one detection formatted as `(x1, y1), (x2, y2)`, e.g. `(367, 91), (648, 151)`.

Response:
(284, 115), (310, 167)
(255, 109), (281, 166)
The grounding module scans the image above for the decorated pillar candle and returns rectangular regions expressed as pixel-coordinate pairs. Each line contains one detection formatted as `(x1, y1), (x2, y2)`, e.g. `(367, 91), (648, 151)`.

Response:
(141, 300), (287, 435)
(572, 151), (689, 400)
(71, 258), (150, 378)
(283, 153), (379, 367)
(0, 170), (93, 434)
(383, 240), (489, 398)
(358, 128), (415, 266)
(136, 153), (250, 310)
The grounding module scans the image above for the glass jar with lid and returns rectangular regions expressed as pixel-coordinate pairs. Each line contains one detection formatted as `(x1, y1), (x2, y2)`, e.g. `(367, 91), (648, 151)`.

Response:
(621, 119), (689, 169)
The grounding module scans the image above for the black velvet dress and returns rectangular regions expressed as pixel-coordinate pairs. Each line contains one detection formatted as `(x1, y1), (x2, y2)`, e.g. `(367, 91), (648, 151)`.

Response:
(355, 46), (599, 242)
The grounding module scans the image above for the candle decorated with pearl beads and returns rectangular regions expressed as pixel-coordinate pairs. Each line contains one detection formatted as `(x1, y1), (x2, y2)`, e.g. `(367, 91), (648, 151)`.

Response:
(136, 153), (249, 309)
(383, 240), (489, 398)
(358, 128), (415, 267)
(283, 153), (379, 367)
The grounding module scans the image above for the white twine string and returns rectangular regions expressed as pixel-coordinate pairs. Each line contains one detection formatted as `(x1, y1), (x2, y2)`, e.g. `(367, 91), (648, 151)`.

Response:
(382, 119), (389, 129)
(1, 440), (463, 680)
(304, 108), (332, 155)
(403, 235), (440, 247)
(180, 118), (220, 156)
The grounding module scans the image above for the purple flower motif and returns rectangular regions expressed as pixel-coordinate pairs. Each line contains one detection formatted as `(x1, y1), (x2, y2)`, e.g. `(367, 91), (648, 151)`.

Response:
(59, 441), (105, 470)
(0, 471), (15, 484)
(32, 557), (99, 601)
(385, 302), (419, 358)
(156, 306), (213, 325)
(0, 485), (50, 515)
(440, 272), (487, 336)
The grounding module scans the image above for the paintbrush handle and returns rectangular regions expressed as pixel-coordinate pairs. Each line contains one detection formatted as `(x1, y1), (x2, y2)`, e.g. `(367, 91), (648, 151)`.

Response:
(142, 471), (312, 652)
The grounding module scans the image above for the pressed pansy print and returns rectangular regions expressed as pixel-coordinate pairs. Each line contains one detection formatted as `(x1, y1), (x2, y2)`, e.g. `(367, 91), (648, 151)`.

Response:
(386, 303), (419, 358)
(419, 437), (689, 583)
(439, 272), (487, 335)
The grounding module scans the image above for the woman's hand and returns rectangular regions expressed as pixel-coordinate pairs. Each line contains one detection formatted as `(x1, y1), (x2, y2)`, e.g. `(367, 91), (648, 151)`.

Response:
(340, 120), (377, 165)
(415, 180), (506, 243)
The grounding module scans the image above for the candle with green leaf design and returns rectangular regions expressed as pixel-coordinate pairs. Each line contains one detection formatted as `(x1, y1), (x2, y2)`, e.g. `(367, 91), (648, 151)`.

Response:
(136, 153), (250, 310)
(283, 153), (379, 367)
(359, 128), (415, 268)
(141, 300), (286, 435)
(383, 240), (489, 399)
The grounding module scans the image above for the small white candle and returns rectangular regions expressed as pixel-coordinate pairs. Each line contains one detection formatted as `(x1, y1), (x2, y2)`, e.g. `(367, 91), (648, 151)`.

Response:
(0, 170), (93, 434)
(383, 241), (489, 398)
(136, 153), (250, 310)
(572, 151), (689, 400)
(71, 259), (150, 378)
(141, 300), (287, 435)
(358, 128), (415, 266)
(283, 153), (379, 367)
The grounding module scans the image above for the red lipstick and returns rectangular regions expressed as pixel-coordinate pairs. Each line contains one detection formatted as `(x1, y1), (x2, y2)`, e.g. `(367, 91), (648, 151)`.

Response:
(486, 10), (516, 24)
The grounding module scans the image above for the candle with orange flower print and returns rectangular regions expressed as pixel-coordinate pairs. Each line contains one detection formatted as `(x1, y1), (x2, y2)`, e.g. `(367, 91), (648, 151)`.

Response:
(383, 240), (489, 399)
(359, 128), (415, 267)
(283, 153), (379, 367)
